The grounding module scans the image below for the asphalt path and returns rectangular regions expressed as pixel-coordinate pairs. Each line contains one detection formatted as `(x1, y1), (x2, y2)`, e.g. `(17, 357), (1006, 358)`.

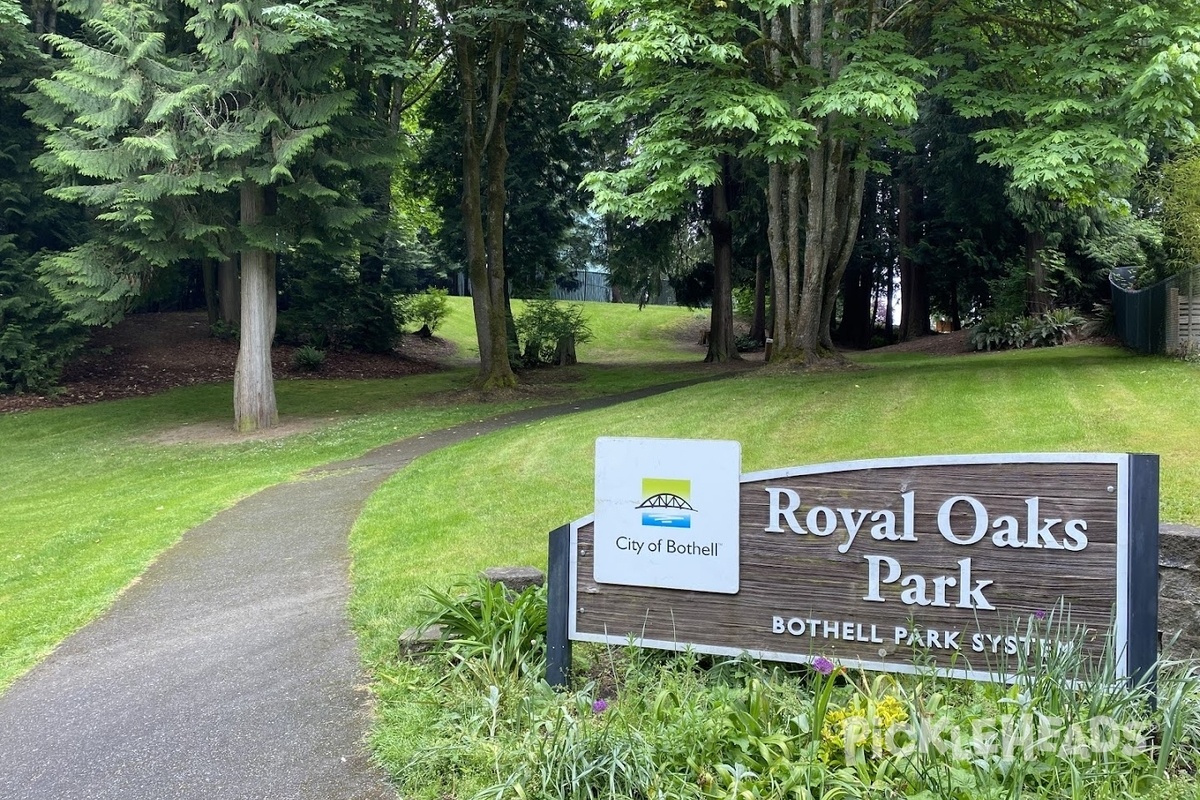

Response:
(0, 379), (717, 800)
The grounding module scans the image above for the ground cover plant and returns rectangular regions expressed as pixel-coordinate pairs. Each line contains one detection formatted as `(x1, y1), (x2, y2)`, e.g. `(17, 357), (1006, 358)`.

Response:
(350, 344), (1200, 798)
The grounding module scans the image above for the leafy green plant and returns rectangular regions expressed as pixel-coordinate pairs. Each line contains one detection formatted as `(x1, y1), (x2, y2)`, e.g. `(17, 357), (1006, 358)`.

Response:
(403, 288), (451, 336)
(290, 345), (325, 372)
(970, 308), (1084, 351)
(968, 312), (1011, 351)
(209, 318), (238, 341)
(419, 579), (548, 687)
(0, 238), (87, 394)
(514, 300), (594, 367)
(735, 333), (763, 352)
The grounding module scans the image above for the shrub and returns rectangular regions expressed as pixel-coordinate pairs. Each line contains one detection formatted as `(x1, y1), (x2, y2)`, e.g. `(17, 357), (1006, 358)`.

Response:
(210, 319), (238, 340)
(290, 345), (325, 372)
(514, 300), (593, 367)
(0, 238), (87, 394)
(970, 308), (1085, 352)
(276, 261), (399, 353)
(735, 333), (763, 352)
(403, 288), (450, 336)
(968, 312), (1011, 352)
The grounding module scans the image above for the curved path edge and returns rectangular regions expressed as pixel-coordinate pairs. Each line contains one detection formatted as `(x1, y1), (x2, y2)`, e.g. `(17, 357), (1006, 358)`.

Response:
(0, 376), (725, 800)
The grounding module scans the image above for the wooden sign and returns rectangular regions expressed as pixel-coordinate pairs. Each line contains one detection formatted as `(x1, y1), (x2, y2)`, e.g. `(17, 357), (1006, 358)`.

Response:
(552, 453), (1159, 684)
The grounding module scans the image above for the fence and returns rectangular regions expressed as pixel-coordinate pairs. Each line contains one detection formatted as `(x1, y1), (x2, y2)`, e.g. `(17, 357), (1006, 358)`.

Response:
(551, 270), (612, 303)
(1110, 266), (1200, 354)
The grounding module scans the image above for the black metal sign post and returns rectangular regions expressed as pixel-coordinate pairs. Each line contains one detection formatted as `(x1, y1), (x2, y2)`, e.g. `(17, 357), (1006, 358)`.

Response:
(546, 524), (572, 688)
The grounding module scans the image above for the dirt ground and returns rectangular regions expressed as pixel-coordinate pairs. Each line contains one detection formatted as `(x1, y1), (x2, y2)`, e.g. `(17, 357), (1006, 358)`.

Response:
(0, 312), (450, 414)
(853, 328), (974, 356)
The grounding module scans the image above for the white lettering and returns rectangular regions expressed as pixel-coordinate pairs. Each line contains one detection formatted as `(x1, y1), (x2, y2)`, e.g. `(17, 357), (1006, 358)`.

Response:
(901, 490), (917, 541)
(870, 509), (897, 540)
(806, 506), (838, 537)
(837, 508), (869, 553)
(991, 515), (1021, 548)
(938, 495), (989, 545)
(864, 555), (901, 602)
(1063, 519), (1089, 551)
(765, 488), (803, 533)
(956, 558), (995, 610)
(1025, 498), (1065, 549)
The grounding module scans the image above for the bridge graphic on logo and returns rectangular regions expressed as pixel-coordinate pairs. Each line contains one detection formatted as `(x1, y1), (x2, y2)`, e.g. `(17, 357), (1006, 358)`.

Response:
(637, 479), (696, 529)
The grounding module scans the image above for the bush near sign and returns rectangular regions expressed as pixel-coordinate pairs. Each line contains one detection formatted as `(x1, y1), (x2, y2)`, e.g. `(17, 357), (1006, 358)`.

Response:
(549, 453), (1158, 686)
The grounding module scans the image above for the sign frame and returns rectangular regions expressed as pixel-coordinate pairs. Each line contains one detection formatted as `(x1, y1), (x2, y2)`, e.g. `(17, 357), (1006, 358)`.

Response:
(547, 452), (1158, 688)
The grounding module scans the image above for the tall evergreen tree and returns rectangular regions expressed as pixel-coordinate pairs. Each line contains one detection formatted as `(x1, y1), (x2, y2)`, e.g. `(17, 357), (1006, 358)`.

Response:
(29, 0), (360, 430)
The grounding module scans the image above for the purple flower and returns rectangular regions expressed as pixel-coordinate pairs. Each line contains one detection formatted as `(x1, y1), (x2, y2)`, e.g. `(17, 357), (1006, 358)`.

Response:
(812, 656), (835, 676)
(592, 699), (608, 714)
(1034, 609), (1047, 620)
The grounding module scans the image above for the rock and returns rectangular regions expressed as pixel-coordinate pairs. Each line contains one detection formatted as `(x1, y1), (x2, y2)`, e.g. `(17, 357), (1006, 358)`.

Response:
(398, 624), (444, 658)
(480, 566), (545, 594)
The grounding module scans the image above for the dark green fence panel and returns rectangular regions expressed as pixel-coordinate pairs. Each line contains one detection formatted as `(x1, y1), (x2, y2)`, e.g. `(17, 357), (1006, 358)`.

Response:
(1110, 267), (1167, 354)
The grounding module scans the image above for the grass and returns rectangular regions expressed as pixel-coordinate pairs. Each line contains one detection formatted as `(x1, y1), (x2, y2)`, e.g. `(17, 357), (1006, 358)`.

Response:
(427, 296), (709, 363)
(0, 324), (714, 693)
(348, 344), (1200, 789)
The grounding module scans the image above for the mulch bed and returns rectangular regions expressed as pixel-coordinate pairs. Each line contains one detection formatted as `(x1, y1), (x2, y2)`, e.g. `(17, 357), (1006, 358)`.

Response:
(0, 311), (448, 414)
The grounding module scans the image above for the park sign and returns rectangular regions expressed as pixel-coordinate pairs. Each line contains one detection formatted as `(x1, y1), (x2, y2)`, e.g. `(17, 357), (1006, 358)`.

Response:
(545, 442), (1159, 686)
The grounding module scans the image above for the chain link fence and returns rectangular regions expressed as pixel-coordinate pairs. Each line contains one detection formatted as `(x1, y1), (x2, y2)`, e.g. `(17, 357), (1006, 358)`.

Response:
(1110, 266), (1200, 354)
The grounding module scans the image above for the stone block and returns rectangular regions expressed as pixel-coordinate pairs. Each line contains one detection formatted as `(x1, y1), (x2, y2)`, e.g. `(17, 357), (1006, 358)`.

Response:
(1160, 526), (1200, 570)
(398, 623), (444, 658)
(480, 566), (545, 594)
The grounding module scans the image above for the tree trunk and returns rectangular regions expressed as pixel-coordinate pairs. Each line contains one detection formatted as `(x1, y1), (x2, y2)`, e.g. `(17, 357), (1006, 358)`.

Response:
(452, 21), (525, 390)
(482, 129), (517, 387)
(555, 335), (577, 366)
(217, 256), (239, 326)
(455, 34), (493, 378)
(897, 181), (929, 341)
(949, 277), (961, 330)
(1025, 229), (1049, 314)
(478, 26), (524, 389)
(766, 161), (791, 354)
(749, 253), (766, 343)
(819, 163), (867, 351)
(202, 259), (218, 327)
(706, 167), (739, 363)
(233, 182), (278, 433)
(797, 136), (835, 360)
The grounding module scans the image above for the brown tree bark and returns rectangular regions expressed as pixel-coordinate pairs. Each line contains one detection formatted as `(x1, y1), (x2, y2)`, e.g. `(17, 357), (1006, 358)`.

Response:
(1025, 229), (1050, 314)
(447, 12), (525, 389)
(766, 161), (792, 356)
(480, 30), (522, 388)
(749, 253), (767, 343)
(217, 256), (239, 326)
(706, 164), (740, 363)
(897, 181), (929, 341)
(454, 32), (494, 378)
(233, 182), (278, 432)
(202, 259), (218, 327)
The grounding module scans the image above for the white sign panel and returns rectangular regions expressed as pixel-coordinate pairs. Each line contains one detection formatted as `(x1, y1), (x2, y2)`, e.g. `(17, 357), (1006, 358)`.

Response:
(593, 437), (741, 593)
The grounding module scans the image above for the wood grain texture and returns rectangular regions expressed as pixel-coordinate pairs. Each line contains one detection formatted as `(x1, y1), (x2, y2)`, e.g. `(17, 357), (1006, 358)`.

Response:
(574, 462), (1121, 673)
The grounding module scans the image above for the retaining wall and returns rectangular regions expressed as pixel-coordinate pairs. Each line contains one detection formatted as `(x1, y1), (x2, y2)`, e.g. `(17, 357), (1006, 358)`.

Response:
(1160, 524), (1200, 658)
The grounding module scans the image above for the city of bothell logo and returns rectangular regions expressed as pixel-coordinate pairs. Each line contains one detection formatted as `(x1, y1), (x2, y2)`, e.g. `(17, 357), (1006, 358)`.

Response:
(637, 478), (696, 529)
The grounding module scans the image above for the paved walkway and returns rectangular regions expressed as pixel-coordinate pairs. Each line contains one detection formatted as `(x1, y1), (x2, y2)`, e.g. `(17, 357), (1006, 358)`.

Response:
(0, 380), (714, 800)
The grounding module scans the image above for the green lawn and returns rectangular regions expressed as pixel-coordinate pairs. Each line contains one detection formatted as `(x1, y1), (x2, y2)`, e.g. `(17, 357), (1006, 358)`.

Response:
(0, 302), (710, 692)
(7, 304), (1200, 796)
(348, 344), (1200, 786)
(429, 296), (710, 363)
